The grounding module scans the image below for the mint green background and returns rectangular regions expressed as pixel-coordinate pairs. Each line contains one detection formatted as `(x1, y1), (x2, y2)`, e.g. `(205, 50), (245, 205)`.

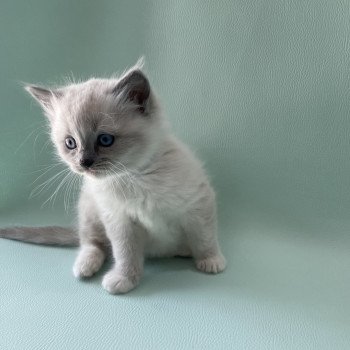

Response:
(0, 1), (350, 349)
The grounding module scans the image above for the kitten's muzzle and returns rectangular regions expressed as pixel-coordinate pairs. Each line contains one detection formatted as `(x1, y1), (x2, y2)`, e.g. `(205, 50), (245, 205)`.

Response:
(80, 158), (95, 169)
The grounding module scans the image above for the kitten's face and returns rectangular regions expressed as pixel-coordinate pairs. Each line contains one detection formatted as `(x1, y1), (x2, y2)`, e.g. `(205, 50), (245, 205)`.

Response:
(26, 68), (164, 178)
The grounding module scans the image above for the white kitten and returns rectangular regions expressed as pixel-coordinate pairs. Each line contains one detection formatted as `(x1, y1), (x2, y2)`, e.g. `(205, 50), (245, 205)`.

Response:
(0, 62), (226, 294)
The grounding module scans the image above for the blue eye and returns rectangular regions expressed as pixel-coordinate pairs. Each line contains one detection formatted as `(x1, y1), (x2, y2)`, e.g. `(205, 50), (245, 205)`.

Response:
(98, 134), (115, 147)
(65, 137), (77, 150)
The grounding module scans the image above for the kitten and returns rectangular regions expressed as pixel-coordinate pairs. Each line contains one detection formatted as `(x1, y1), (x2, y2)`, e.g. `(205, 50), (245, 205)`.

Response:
(0, 61), (226, 294)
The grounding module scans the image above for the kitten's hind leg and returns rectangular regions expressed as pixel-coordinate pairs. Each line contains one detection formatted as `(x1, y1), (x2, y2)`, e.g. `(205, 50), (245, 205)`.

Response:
(185, 207), (226, 274)
(191, 231), (226, 274)
(73, 194), (108, 278)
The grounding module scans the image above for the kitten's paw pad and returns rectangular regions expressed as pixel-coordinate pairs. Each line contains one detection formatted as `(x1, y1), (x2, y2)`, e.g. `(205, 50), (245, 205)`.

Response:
(73, 249), (105, 278)
(195, 254), (226, 274)
(102, 271), (140, 294)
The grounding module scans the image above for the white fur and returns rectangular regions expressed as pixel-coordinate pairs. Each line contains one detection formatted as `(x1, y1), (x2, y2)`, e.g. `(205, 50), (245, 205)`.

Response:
(24, 62), (226, 294)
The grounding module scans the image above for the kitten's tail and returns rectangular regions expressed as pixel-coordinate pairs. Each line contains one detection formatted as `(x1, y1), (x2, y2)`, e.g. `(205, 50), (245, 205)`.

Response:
(0, 226), (79, 246)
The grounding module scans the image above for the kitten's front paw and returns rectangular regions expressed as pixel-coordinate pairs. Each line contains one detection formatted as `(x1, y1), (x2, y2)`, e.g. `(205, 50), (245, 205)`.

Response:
(102, 270), (140, 294)
(195, 253), (226, 274)
(73, 247), (105, 278)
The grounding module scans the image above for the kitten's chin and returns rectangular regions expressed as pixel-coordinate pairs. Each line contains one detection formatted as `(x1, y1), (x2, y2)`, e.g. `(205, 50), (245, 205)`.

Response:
(70, 167), (107, 179)
(84, 169), (109, 179)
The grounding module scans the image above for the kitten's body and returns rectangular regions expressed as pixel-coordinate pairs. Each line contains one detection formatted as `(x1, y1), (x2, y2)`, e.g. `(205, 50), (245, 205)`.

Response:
(0, 62), (226, 294)
(82, 135), (213, 259)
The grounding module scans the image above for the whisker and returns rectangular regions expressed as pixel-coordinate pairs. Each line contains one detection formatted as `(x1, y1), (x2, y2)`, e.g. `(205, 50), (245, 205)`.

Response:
(32, 126), (48, 162)
(66, 172), (80, 211)
(30, 163), (63, 184)
(39, 139), (52, 155)
(71, 175), (82, 208)
(30, 168), (70, 198)
(63, 173), (75, 211)
(108, 164), (129, 188)
(14, 128), (39, 155)
(107, 169), (127, 201)
(42, 170), (72, 208)
(26, 163), (60, 175)
(109, 162), (136, 195)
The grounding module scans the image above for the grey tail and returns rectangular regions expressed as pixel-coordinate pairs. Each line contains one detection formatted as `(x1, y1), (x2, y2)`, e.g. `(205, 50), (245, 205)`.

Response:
(0, 226), (79, 246)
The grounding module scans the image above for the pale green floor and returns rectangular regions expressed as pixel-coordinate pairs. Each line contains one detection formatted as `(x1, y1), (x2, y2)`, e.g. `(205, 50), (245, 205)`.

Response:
(1, 205), (349, 350)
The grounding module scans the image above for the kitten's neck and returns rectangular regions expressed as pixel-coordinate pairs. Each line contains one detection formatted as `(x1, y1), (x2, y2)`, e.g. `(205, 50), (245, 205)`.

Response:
(133, 134), (178, 175)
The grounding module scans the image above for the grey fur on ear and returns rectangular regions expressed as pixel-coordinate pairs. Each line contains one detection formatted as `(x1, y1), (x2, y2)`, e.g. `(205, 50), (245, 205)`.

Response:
(24, 85), (62, 117)
(112, 70), (150, 113)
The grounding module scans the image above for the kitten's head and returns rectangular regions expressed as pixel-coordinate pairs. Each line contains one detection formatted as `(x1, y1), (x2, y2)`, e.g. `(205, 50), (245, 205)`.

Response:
(25, 63), (166, 178)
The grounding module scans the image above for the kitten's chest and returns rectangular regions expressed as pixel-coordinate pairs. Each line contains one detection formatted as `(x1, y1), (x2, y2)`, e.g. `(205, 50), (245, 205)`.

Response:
(88, 177), (176, 227)
(86, 176), (185, 253)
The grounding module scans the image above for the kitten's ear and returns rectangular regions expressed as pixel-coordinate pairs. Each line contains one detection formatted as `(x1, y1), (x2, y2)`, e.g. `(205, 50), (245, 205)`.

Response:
(112, 69), (150, 114)
(24, 85), (62, 118)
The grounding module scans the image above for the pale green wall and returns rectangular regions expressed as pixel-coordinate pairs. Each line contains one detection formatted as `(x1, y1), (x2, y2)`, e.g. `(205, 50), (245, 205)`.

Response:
(0, 0), (349, 232)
